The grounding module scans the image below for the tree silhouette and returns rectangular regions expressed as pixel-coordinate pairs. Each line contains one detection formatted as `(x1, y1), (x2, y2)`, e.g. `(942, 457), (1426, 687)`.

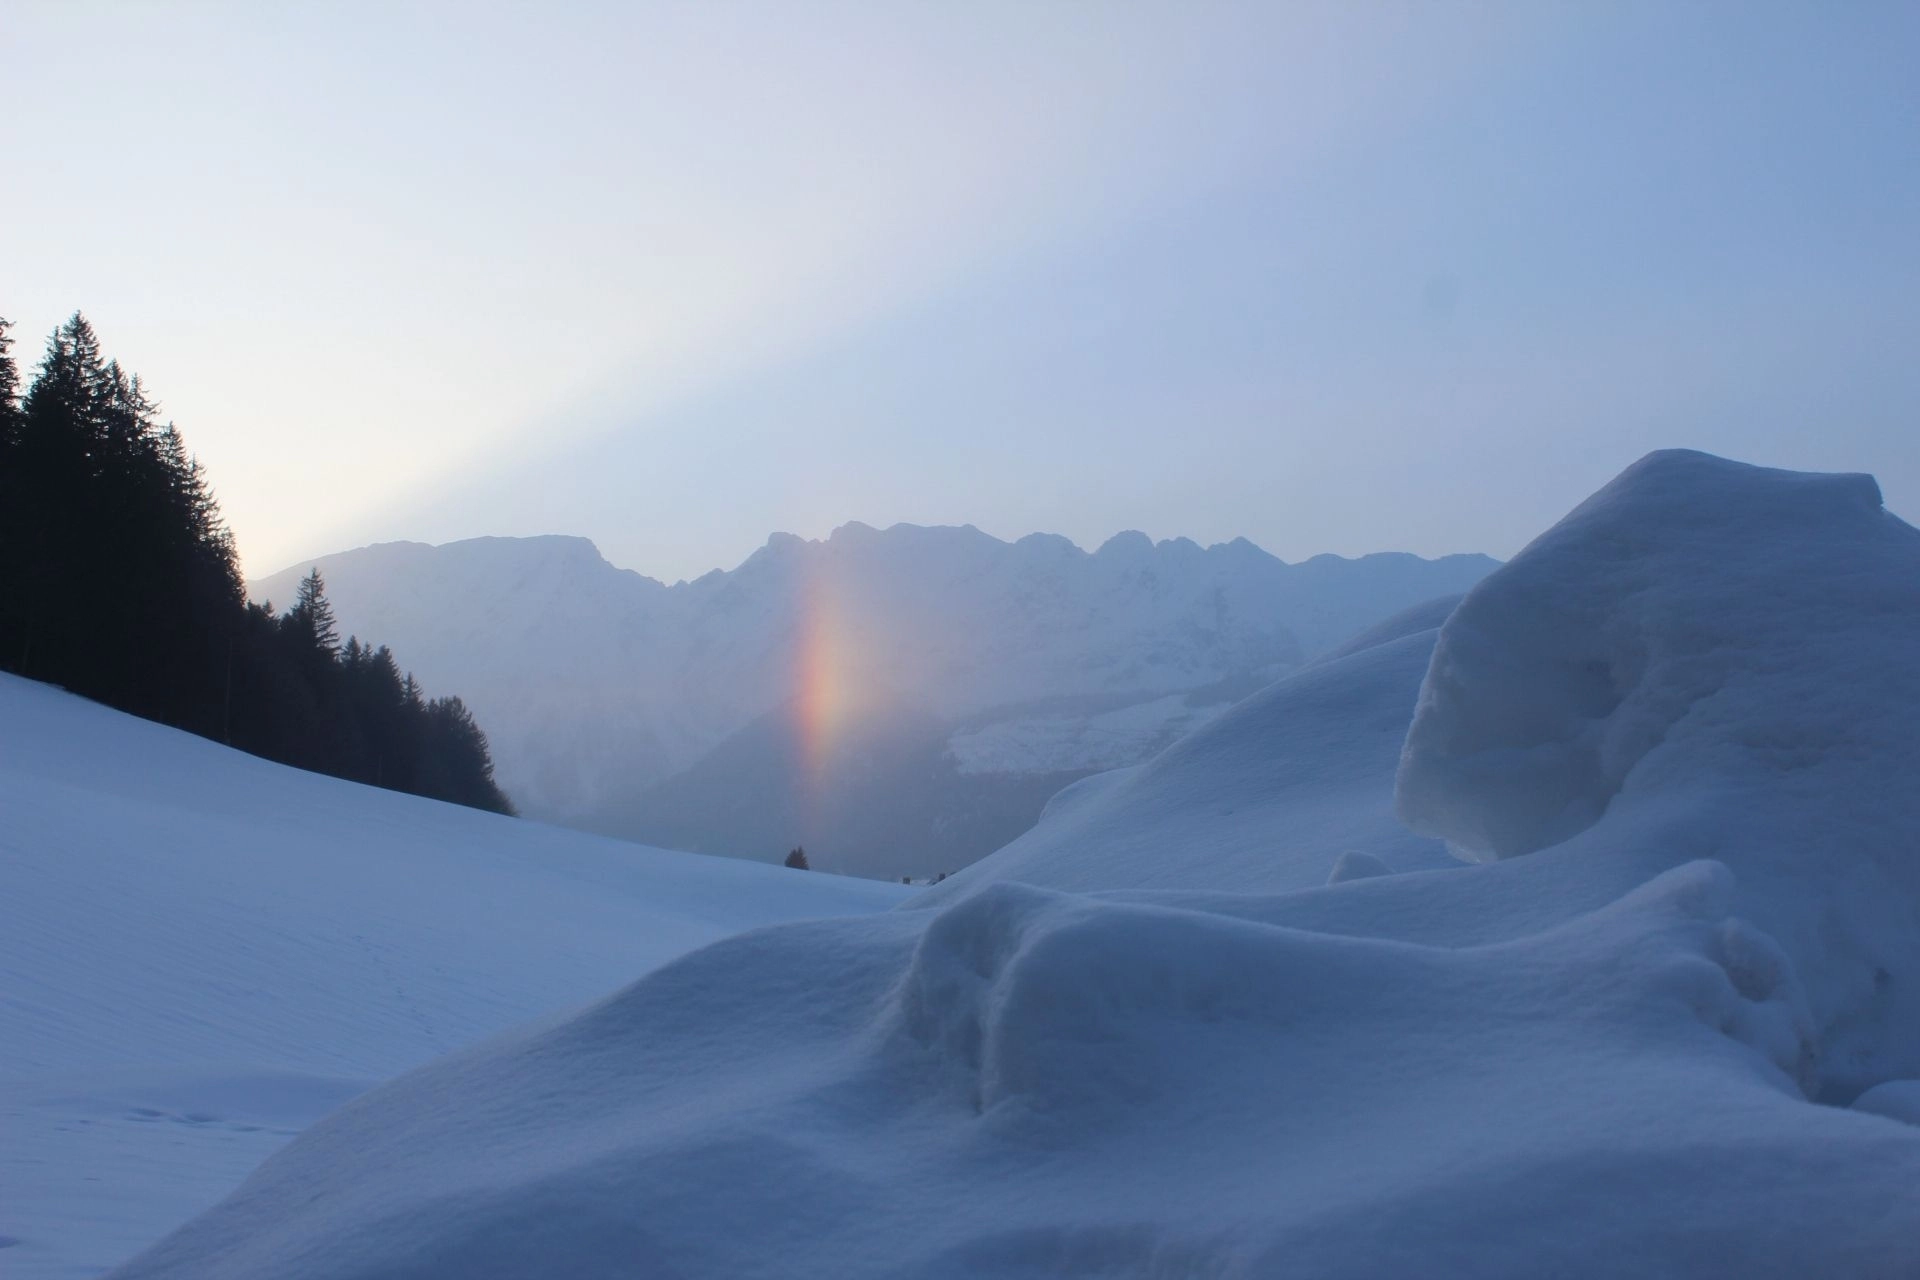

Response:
(0, 316), (20, 445)
(287, 568), (341, 655)
(784, 846), (810, 870)
(0, 309), (514, 815)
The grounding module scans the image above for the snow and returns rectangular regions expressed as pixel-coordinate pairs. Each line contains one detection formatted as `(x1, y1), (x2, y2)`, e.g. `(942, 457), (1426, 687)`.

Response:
(944, 693), (1224, 775)
(1325, 848), (1394, 883)
(0, 674), (907, 1278)
(102, 450), (1920, 1277)
(1854, 1081), (1920, 1126)
(915, 595), (1470, 901)
(1398, 450), (1920, 1097)
(42, 450), (1920, 1277)
(105, 865), (1920, 1280)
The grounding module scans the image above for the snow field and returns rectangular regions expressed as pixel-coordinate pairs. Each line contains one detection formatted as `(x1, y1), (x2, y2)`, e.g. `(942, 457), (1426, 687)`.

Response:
(0, 675), (906, 1277)
(105, 452), (1920, 1277)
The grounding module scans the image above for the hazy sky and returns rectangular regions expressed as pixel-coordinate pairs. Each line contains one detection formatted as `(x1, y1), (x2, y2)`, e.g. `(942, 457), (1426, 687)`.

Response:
(6, 2), (1916, 582)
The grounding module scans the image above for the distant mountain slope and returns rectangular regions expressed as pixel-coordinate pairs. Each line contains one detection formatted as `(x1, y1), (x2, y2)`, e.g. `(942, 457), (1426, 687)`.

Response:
(914, 595), (1467, 903)
(0, 672), (905, 1278)
(252, 525), (1495, 872)
(595, 696), (1097, 880)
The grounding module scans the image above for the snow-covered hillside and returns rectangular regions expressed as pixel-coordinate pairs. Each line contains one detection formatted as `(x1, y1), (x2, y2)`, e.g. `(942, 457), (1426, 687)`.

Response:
(251, 525), (1494, 874)
(916, 593), (1468, 901)
(0, 675), (907, 1278)
(117, 452), (1920, 1278)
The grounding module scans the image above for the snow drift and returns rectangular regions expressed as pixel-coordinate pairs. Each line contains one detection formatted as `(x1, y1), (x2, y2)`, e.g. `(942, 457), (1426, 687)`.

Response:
(1398, 450), (1920, 1096)
(110, 452), (1920, 1278)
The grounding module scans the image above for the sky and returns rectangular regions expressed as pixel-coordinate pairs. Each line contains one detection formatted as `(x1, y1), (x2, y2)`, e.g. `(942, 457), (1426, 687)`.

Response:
(5, 1), (1917, 583)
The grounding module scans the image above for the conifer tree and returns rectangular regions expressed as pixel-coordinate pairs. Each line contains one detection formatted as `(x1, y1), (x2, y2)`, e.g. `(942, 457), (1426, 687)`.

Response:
(0, 316), (20, 442)
(8, 314), (116, 683)
(417, 695), (514, 814)
(287, 568), (341, 655)
(0, 308), (516, 816)
(0, 316), (22, 672)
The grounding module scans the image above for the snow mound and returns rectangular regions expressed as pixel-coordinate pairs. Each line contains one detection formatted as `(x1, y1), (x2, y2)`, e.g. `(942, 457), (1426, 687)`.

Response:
(1854, 1081), (1920, 1127)
(112, 861), (1920, 1280)
(104, 453), (1920, 1277)
(1400, 450), (1920, 1096)
(1401, 450), (1902, 859)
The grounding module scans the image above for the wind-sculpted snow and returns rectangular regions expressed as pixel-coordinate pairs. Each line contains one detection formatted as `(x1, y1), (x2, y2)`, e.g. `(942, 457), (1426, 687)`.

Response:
(111, 863), (1917, 1280)
(108, 452), (1920, 1277)
(1401, 452), (1909, 861)
(1399, 450), (1920, 1096)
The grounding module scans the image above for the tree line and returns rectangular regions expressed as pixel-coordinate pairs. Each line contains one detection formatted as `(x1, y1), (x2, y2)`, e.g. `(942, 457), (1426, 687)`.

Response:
(0, 311), (513, 815)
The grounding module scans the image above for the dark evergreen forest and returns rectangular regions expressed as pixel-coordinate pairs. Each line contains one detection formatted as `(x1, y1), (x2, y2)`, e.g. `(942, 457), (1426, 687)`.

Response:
(0, 311), (514, 815)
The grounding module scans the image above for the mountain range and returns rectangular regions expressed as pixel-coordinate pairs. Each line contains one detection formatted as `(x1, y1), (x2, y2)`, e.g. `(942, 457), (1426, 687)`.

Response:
(251, 524), (1496, 876)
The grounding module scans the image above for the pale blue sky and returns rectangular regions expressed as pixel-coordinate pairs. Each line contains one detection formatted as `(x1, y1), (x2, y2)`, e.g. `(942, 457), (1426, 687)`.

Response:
(5, 2), (1915, 580)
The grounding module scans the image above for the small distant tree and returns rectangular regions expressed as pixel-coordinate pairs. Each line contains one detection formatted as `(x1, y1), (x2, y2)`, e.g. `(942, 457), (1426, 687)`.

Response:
(784, 846), (809, 870)
(286, 568), (340, 655)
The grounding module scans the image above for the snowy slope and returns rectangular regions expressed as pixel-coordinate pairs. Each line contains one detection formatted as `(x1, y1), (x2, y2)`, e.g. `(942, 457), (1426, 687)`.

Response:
(0, 675), (907, 1278)
(116, 452), (1920, 1278)
(250, 525), (1494, 872)
(914, 594), (1467, 902)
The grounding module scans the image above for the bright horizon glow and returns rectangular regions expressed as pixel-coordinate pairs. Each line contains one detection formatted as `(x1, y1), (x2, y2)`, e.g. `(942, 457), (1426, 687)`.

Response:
(5, 3), (1917, 583)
